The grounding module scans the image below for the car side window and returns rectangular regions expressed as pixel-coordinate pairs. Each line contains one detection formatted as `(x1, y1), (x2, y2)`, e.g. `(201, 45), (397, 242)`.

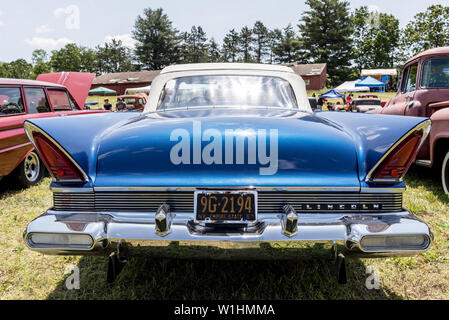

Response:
(47, 89), (74, 111)
(25, 88), (51, 113)
(402, 64), (418, 93)
(0, 87), (25, 116)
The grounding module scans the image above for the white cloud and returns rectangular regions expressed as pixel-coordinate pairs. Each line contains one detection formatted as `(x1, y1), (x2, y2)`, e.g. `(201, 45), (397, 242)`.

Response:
(35, 25), (54, 34)
(24, 37), (74, 51)
(104, 34), (137, 49)
(0, 10), (4, 26)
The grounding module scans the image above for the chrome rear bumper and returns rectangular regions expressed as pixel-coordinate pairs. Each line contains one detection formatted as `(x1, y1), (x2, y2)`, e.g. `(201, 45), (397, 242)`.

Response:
(23, 209), (433, 257)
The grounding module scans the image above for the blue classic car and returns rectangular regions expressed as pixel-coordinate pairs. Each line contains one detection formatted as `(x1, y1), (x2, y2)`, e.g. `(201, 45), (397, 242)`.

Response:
(23, 63), (432, 282)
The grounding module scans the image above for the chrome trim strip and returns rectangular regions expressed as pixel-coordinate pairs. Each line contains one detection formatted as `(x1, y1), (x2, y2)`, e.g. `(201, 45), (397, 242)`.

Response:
(93, 186), (361, 192)
(24, 122), (89, 183)
(51, 187), (94, 193)
(365, 120), (431, 183)
(360, 187), (405, 193)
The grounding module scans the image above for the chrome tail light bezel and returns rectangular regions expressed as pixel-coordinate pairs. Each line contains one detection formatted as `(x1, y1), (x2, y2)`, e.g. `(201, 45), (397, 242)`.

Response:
(366, 120), (431, 184)
(24, 121), (89, 183)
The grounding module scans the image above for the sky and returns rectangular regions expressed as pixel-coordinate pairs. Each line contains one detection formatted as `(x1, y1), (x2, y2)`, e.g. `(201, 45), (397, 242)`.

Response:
(0, 0), (447, 63)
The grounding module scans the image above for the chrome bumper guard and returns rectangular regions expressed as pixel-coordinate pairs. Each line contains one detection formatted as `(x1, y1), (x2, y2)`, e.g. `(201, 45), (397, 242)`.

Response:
(23, 208), (433, 257)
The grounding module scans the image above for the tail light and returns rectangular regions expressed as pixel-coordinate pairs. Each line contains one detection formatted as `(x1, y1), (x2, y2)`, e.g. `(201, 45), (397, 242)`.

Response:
(31, 131), (86, 182)
(367, 121), (430, 183)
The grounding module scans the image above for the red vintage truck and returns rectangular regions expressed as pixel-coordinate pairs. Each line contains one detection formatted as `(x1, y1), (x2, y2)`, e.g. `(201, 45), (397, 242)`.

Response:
(373, 47), (449, 193)
(0, 72), (106, 188)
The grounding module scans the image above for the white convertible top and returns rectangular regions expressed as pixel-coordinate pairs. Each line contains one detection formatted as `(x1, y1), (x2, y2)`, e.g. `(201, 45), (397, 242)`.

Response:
(145, 63), (311, 112)
(161, 63), (295, 74)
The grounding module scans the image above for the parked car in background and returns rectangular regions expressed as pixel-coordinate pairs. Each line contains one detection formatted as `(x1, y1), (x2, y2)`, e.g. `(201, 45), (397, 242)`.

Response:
(358, 94), (379, 99)
(358, 94), (388, 108)
(23, 63), (432, 282)
(117, 93), (147, 112)
(0, 73), (106, 188)
(308, 97), (318, 110)
(372, 47), (449, 193)
(351, 97), (382, 113)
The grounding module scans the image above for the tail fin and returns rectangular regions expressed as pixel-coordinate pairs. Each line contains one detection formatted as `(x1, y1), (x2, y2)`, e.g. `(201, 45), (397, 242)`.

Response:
(36, 72), (95, 110)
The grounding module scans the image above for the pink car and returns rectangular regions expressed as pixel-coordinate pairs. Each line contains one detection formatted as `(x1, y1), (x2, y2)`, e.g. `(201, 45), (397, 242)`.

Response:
(373, 47), (449, 193)
(0, 72), (106, 188)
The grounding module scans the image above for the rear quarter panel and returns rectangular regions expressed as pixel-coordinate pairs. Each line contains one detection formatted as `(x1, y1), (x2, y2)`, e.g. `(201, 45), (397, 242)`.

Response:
(0, 109), (107, 178)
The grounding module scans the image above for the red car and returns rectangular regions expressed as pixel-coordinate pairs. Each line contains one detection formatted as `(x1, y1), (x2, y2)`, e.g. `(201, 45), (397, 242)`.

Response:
(373, 47), (449, 193)
(0, 72), (106, 188)
(117, 93), (148, 111)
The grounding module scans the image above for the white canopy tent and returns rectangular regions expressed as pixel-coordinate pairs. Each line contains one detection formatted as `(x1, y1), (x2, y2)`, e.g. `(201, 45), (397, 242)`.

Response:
(125, 85), (152, 95)
(334, 80), (370, 93)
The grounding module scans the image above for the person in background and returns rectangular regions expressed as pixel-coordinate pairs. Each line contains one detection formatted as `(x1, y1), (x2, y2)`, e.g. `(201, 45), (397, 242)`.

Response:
(317, 94), (324, 110)
(116, 98), (126, 111)
(345, 93), (354, 111)
(104, 99), (113, 111)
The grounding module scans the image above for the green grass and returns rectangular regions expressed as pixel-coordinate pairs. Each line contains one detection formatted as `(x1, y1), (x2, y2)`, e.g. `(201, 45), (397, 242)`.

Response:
(85, 95), (118, 111)
(0, 165), (448, 300)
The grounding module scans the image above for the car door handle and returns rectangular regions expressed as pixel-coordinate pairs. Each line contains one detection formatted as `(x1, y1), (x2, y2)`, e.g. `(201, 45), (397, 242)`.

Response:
(406, 101), (414, 108)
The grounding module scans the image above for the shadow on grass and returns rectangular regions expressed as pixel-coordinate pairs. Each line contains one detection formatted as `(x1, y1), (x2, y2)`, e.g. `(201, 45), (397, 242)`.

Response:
(46, 243), (402, 300)
(405, 165), (449, 205)
(0, 175), (28, 198)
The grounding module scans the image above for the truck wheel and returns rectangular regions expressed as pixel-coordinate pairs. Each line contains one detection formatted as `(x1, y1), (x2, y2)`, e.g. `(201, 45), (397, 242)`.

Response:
(442, 151), (449, 195)
(15, 151), (45, 188)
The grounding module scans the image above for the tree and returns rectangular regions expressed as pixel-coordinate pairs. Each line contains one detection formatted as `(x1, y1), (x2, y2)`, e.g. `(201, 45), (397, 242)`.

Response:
(95, 39), (135, 74)
(239, 26), (254, 62)
(132, 8), (180, 70)
(299, 0), (354, 85)
(31, 49), (52, 78)
(0, 59), (34, 79)
(179, 26), (209, 63)
(208, 39), (221, 62)
(50, 43), (96, 72)
(222, 29), (240, 62)
(252, 21), (270, 63)
(272, 24), (302, 63)
(401, 4), (449, 58)
(352, 7), (400, 70)
(267, 29), (282, 64)
(0, 63), (8, 78)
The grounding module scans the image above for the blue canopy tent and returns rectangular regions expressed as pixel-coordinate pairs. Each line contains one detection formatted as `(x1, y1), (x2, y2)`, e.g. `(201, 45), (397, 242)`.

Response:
(356, 76), (385, 92)
(320, 89), (345, 99)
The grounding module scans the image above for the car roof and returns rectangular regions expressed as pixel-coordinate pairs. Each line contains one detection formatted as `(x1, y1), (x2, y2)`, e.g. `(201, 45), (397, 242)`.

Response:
(0, 78), (65, 88)
(406, 46), (449, 64)
(161, 63), (295, 74)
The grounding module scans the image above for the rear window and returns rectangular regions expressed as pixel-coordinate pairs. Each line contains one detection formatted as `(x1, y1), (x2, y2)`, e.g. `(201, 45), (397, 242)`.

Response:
(47, 89), (75, 111)
(124, 98), (137, 104)
(421, 58), (449, 88)
(158, 75), (298, 110)
(353, 99), (381, 106)
(0, 87), (25, 116)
